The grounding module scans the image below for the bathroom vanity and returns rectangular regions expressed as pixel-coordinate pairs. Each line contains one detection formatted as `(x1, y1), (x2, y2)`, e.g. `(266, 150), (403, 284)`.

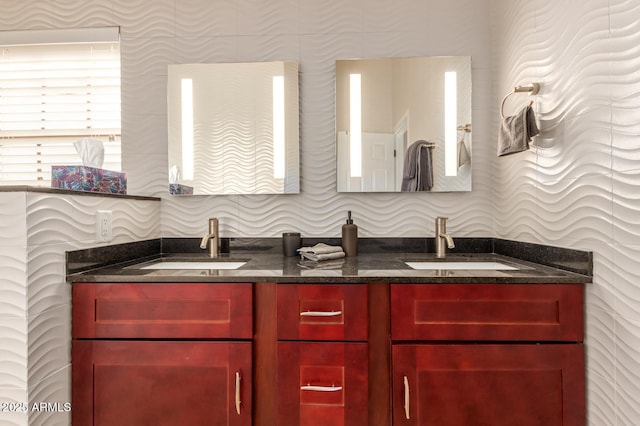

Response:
(68, 243), (590, 426)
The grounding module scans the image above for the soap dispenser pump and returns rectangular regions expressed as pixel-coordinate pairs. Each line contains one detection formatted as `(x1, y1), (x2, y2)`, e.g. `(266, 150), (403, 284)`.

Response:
(342, 211), (358, 257)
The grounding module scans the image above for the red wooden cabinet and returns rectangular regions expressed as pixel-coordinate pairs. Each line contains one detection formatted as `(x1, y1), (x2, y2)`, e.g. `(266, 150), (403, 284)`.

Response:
(73, 282), (252, 339)
(277, 342), (368, 426)
(277, 284), (368, 341)
(392, 344), (585, 426)
(72, 283), (253, 426)
(275, 284), (369, 425)
(391, 284), (584, 342)
(73, 340), (252, 426)
(390, 284), (585, 426)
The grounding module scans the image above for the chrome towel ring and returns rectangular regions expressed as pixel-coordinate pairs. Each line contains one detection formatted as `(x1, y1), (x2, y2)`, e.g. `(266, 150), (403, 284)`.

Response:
(500, 83), (540, 119)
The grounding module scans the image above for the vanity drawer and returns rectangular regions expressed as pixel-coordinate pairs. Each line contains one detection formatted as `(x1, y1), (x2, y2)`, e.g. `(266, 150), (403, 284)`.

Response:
(277, 284), (368, 341)
(277, 341), (368, 425)
(391, 284), (583, 342)
(73, 283), (252, 339)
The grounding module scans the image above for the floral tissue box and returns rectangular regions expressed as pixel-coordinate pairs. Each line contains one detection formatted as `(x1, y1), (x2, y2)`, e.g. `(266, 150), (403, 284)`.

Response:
(169, 183), (194, 195)
(51, 165), (127, 195)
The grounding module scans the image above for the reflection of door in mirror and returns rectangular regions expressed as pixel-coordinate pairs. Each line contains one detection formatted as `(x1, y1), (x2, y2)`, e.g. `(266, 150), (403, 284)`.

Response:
(337, 132), (395, 192)
(393, 113), (409, 191)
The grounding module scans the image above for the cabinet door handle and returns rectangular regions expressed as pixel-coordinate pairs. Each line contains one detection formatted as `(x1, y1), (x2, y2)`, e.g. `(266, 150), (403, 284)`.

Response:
(403, 375), (410, 420)
(235, 372), (241, 415)
(300, 384), (343, 392)
(300, 310), (342, 317)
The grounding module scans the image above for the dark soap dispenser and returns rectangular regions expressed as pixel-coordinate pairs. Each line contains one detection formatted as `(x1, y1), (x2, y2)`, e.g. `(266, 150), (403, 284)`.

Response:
(342, 211), (358, 257)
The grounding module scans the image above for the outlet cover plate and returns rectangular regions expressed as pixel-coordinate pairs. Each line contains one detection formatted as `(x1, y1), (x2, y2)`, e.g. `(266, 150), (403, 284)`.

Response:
(96, 210), (113, 242)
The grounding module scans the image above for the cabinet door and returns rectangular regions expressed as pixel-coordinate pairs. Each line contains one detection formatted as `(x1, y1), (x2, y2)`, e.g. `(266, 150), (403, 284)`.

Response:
(73, 340), (252, 426)
(277, 342), (368, 426)
(391, 284), (583, 342)
(73, 283), (252, 339)
(392, 344), (585, 426)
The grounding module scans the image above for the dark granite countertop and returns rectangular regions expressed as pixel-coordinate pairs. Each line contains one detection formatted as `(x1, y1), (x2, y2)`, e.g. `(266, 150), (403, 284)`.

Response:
(67, 244), (592, 285)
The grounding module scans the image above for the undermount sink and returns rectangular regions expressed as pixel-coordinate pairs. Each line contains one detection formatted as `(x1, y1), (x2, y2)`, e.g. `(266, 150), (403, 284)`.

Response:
(405, 261), (518, 270)
(140, 261), (246, 270)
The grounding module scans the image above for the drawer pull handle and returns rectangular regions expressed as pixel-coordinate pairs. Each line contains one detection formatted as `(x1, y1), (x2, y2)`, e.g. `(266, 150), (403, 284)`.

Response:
(300, 310), (342, 317)
(403, 375), (410, 420)
(235, 372), (241, 415)
(301, 384), (343, 392)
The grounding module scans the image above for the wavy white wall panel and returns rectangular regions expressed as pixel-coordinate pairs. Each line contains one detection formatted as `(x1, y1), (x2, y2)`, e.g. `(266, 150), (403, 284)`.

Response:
(0, 194), (28, 426)
(584, 306), (616, 424)
(611, 0), (640, 174)
(612, 244), (640, 321)
(0, 318), (28, 388)
(2, 2), (493, 237)
(48, 0), (115, 28)
(0, 192), (161, 426)
(112, 0), (175, 38)
(0, 192), (28, 320)
(27, 366), (70, 426)
(0, 315), (28, 425)
(0, 193), (28, 248)
(0, 247), (28, 319)
(25, 194), (160, 246)
(161, 196), (240, 237)
(0, 387), (28, 426)
(0, 1), (54, 31)
(238, 195), (302, 236)
(176, 0), (237, 37)
(492, 0), (640, 423)
(161, 1), (492, 238)
(615, 316), (640, 424)
(613, 170), (640, 246)
(27, 305), (70, 390)
(26, 244), (67, 317)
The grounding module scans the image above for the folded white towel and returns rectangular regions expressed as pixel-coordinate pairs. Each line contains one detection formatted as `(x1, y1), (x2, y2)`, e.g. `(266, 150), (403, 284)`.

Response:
(298, 258), (345, 269)
(297, 243), (345, 262)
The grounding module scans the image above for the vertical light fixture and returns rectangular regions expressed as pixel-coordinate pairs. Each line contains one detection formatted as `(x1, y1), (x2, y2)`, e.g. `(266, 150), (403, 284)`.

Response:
(349, 73), (362, 178)
(272, 75), (285, 179)
(444, 71), (457, 177)
(181, 78), (194, 180)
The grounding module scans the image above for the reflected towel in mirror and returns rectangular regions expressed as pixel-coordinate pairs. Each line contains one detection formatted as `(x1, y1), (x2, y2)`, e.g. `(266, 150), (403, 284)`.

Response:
(458, 138), (470, 168)
(401, 140), (434, 191)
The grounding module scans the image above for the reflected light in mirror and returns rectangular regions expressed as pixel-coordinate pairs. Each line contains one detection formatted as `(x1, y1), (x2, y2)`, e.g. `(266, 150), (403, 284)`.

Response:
(349, 73), (362, 178)
(272, 75), (285, 179)
(444, 71), (457, 177)
(181, 78), (194, 180)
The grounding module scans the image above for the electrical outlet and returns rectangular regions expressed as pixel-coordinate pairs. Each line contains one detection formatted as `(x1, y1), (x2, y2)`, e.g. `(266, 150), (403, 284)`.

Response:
(96, 210), (113, 242)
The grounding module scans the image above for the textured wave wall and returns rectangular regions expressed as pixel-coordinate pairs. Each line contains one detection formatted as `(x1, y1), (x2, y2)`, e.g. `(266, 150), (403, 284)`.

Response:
(0, 192), (160, 426)
(491, 0), (640, 423)
(113, 0), (493, 239)
(0, 0), (496, 241)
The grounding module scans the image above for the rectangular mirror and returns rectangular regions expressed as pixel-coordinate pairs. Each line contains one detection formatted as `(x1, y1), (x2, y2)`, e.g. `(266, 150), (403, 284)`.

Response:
(336, 56), (472, 192)
(167, 61), (299, 195)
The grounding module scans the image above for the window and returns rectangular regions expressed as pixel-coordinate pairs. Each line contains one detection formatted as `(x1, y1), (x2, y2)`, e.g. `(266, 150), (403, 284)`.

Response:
(0, 27), (121, 185)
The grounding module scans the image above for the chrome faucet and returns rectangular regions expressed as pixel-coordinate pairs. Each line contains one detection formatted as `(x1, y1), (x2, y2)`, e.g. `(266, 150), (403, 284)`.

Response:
(200, 217), (219, 258)
(435, 216), (455, 258)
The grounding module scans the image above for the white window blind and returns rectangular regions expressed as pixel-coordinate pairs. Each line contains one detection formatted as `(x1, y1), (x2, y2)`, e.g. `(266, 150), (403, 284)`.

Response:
(0, 27), (121, 185)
